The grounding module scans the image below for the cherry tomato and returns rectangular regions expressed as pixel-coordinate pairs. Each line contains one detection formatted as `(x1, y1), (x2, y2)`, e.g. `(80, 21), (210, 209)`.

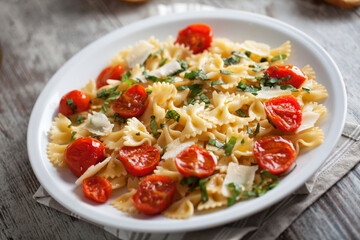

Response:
(132, 175), (176, 215)
(96, 65), (124, 89)
(175, 23), (213, 54)
(264, 95), (302, 132)
(264, 65), (307, 89)
(112, 85), (149, 118)
(82, 176), (112, 203)
(59, 90), (90, 116)
(253, 136), (296, 175)
(64, 137), (106, 177)
(119, 144), (160, 177)
(175, 145), (217, 178)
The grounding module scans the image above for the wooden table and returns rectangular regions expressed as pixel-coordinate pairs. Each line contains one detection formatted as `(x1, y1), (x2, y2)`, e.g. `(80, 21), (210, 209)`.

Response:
(1, 0), (359, 239)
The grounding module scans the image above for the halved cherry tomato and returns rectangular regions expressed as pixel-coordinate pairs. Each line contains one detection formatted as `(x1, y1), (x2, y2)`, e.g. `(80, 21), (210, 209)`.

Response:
(264, 65), (307, 89)
(59, 90), (90, 116)
(264, 95), (302, 132)
(132, 175), (176, 215)
(82, 176), (112, 203)
(175, 23), (213, 54)
(96, 65), (124, 89)
(253, 136), (296, 175)
(119, 144), (160, 177)
(175, 145), (217, 178)
(112, 85), (149, 118)
(64, 137), (106, 177)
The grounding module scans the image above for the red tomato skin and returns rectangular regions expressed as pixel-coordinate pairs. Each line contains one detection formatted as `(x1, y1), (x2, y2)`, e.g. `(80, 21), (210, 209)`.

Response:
(59, 90), (90, 116)
(64, 137), (106, 177)
(264, 95), (302, 132)
(175, 23), (213, 54)
(112, 85), (149, 118)
(82, 176), (112, 203)
(253, 136), (296, 175)
(119, 144), (160, 177)
(265, 65), (307, 89)
(132, 175), (176, 215)
(96, 65), (124, 89)
(175, 145), (217, 178)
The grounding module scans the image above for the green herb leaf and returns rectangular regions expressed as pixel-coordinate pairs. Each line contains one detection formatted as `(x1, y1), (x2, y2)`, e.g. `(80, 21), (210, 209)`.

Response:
(180, 176), (200, 192)
(150, 115), (160, 138)
(159, 57), (167, 67)
(135, 132), (140, 136)
(165, 109), (180, 122)
(70, 131), (77, 142)
(260, 169), (279, 181)
(271, 54), (287, 62)
(223, 55), (240, 66)
(243, 191), (257, 198)
(267, 116), (277, 129)
(211, 80), (226, 86)
(231, 51), (249, 59)
(184, 69), (208, 81)
(100, 86), (120, 113)
(153, 47), (163, 58)
(89, 134), (100, 140)
(302, 87), (311, 93)
(141, 89), (152, 106)
(66, 99), (77, 113)
(111, 113), (127, 124)
(237, 81), (261, 95)
(227, 182), (241, 206)
(260, 57), (268, 62)
(121, 71), (134, 85)
(235, 109), (247, 117)
(97, 86), (118, 100)
(170, 60), (188, 76)
(245, 51), (252, 58)
(241, 139), (245, 145)
(198, 92), (210, 107)
(160, 146), (167, 157)
(75, 115), (84, 125)
(199, 177), (210, 203)
(224, 137), (237, 156)
(254, 123), (260, 134)
(280, 84), (299, 92)
(208, 139), (225, 149)
(220, 70), (234, 75)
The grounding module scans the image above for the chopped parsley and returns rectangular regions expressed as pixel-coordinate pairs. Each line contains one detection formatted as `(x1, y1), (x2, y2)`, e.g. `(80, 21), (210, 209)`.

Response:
(224, 137), (237, 156)
(75, 115), (84, 125)
(227, 182), (241, 206)
(66, 99), (77, 113)
(271, 54), (287, 62)
(150, 115), (160, 138)
(165, 109), (180, 122)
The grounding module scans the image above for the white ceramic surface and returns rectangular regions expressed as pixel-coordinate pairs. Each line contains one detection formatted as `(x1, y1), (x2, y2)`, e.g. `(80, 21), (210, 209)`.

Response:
(27, 10), (346, 233)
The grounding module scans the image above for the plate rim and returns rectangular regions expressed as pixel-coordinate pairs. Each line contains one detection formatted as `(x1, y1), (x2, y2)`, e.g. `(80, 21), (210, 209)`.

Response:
(27, 9), (347, 233)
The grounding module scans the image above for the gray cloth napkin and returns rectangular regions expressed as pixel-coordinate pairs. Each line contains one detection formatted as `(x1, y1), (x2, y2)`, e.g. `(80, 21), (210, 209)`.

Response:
(34, 122), (360, 240)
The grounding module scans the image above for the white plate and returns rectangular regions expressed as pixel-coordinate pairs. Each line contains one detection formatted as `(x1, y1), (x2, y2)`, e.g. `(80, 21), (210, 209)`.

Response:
(27, 10), (346, 233)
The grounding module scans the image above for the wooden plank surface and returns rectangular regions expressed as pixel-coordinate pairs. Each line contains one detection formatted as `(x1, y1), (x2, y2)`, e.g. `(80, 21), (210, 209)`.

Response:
(0, 0), (359, 239)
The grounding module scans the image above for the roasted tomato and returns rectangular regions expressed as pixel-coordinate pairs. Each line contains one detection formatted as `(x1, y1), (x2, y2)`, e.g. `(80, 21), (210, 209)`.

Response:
(119, 144), (160, 177)
(253, 136), (296, 174)
(264, 65), (307, 89)
(175, 145), (217, 178)
(82, 176), (112, 203)
(64, 137), (106, 177)
(96, 65), (124, 89)
(175, 23), (213, 54)
(132, 175), (176, 215)
(264, 95), (302, 132)
(59, 90), (90, 116)
(112, 85), (149, 118)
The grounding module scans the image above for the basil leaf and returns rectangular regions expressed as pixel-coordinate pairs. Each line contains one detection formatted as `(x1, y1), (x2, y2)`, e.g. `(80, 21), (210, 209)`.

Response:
(135, 132), (140, 136)
(170, 60), (188, 76)
(271, 54), (287, 62)
(141, 89), (152, 106)
(70, 131), (77, 142)
(160, 146), (167, 157)
(159, 57), (167, 67)
(180, 176), (200, 193)
(267, 116), (277, 129)
(243, 191), (257, 198)
(143, 70), (161, 82)
(245, 51), (252, 57)
(75, 115), (84, 125)
(260, 57), (268, 62)
(247, 126), (253, 135)
(231, 51), (249, 59)
(237, 81), (261, 95)
(235, 109), (247, 117)
(227, 182), (241, 206)
(302, 87), (311, 93)
(100, 87), (120, 114)
(211, 80), (225, 86)
(208, 139), (225, 149)
(89, 134), (100, 140)
(165, 109), (180, 122)
(198, 92), (210, 107)
(224, 137), (237, 156)
(184, 69), (208, 81)
(223, 55), (240, 66)
(97, 86), (118, 100)
(199, 177), (210, 203)
(112, 113), (127, 124)
(121, 71), (134, 85)
(220, 70), (234, 75)
(254, 123), (260, 135)
(66, 99), (77, 113)
(241, 139), (245, 145)
(153, 47), (163, 58)
(260, 169), (279, 181)
(150, 115), (160, 138)
(280, 84), (299, 92)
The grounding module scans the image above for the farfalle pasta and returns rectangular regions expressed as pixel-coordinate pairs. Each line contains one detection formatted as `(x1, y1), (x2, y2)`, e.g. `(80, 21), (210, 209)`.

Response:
(47, 23), (328, 218)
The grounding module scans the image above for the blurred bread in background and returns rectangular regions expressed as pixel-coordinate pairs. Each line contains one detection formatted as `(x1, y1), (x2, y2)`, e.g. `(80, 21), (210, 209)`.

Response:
(325, 0), (360, 8)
